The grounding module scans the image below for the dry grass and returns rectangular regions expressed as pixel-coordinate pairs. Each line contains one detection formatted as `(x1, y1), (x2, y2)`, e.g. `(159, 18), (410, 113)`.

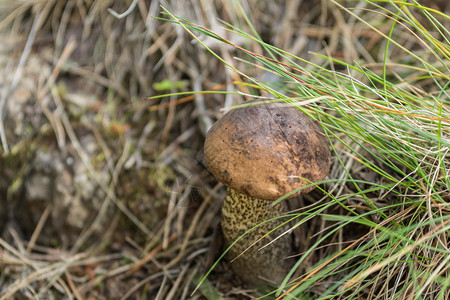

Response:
(0, 0), (449, 299)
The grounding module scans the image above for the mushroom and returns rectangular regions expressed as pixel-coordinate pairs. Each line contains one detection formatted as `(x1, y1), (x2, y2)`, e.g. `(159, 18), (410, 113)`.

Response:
(204, 100), (331, 286)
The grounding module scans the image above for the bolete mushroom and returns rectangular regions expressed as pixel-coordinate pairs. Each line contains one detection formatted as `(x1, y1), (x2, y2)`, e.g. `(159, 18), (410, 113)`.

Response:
(204, 100), (331, 286)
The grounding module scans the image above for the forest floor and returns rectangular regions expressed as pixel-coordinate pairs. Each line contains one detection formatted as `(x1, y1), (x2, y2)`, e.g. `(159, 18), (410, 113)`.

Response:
(1, 1), (449, 299)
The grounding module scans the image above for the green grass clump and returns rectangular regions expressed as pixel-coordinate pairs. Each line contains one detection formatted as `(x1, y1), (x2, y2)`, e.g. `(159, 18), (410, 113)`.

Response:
(163, 1), (450, 299)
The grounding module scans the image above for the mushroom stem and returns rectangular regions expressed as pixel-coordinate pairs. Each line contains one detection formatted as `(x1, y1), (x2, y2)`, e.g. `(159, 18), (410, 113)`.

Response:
(221, 188), (292, 286)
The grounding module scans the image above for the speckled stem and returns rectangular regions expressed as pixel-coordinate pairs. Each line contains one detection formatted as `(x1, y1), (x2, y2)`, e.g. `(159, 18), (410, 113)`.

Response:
(221, 188), (293, 286)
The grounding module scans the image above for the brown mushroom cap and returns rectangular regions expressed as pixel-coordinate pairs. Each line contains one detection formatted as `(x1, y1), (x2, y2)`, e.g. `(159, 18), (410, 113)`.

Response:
(204, 100), (331, 200)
